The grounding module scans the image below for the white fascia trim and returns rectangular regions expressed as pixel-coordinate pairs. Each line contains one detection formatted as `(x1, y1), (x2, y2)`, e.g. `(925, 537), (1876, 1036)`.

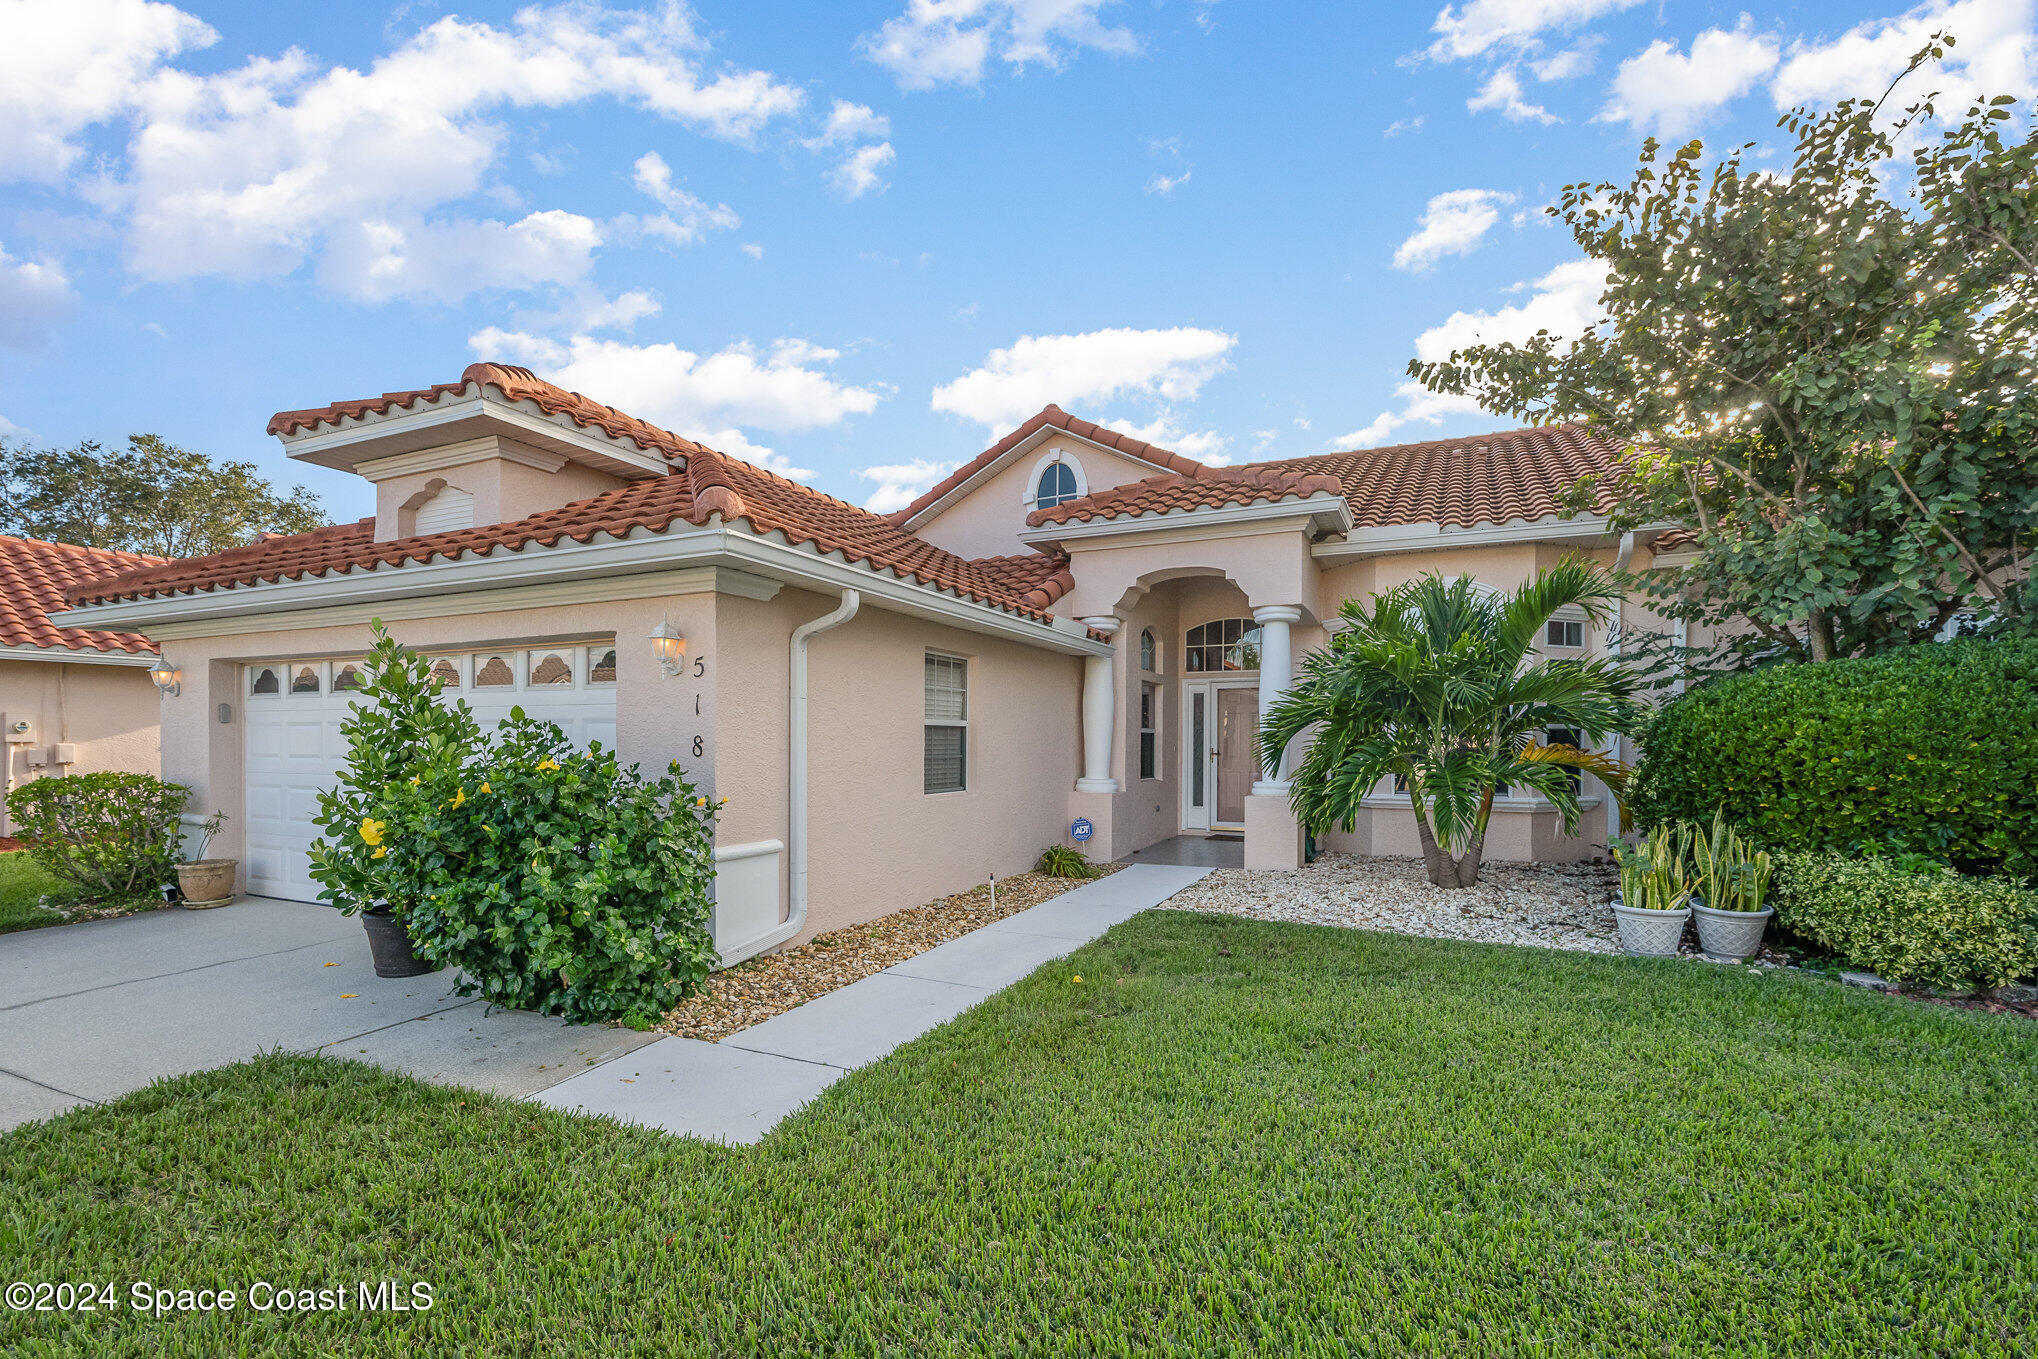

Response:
(0, 643), (159, 668)
(1314, 517), (1685, 560)
(280, 391), (671, 479)
(901, 425), (1184, 530)
(1017, 493), (1355, 549)
(53, 525), (1110, 659)
(355, 436), (569, 482)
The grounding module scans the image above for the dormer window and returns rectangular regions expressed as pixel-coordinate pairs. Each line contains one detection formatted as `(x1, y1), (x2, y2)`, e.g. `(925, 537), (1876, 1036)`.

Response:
(1034, 461), (1080, 509)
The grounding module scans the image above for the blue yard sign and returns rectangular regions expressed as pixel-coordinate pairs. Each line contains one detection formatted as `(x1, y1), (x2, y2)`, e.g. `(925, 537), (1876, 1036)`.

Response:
(1070, 818), (1094, 843)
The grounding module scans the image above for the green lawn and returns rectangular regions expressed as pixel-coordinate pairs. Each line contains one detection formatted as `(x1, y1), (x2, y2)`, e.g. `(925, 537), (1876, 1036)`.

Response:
(4, 912), (2035, 1357)
(0, 850), (67, 933)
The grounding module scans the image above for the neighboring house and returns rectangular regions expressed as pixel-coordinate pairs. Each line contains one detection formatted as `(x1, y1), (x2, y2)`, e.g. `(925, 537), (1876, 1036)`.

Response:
(54, 363), (1689, 961)
(0, 535), (163, 836)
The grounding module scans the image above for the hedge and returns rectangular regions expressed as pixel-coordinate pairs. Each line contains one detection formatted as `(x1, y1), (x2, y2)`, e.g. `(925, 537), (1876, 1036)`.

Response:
(1774, 851), (2038, 989)
(8, 770), (188, 899)
(1628, 639), (2038, 875)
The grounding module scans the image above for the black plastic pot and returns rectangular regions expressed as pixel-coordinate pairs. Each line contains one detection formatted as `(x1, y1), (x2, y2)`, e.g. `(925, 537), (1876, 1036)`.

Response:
(360, 908), (436, 978)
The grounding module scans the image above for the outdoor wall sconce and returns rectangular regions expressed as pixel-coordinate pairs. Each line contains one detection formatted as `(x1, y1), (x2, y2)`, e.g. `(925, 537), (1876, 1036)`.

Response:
(149, 661), (182, 697)
(648, 618), (687, 678)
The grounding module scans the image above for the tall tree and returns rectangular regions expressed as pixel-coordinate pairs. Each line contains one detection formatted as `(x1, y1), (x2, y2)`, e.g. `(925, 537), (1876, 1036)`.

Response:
(1408, 37), (2036, 663)
(0, 433), (326, 559)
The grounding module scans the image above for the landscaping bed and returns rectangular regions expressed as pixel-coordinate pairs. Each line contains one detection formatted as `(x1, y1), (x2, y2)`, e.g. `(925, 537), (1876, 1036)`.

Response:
(6, 911), (2035, 1357)
(662, 866), (1120, 1040)
(1163, 852), (1632, 955)
(0, 851), (160, 936)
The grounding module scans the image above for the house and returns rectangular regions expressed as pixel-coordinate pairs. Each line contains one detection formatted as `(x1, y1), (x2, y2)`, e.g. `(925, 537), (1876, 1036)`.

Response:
(54, 362), (1689, 961)
(0, 535), (163, 836)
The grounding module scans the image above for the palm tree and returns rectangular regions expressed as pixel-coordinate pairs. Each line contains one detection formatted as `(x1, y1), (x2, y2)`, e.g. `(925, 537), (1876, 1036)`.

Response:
(1261, 559), (1642, 888)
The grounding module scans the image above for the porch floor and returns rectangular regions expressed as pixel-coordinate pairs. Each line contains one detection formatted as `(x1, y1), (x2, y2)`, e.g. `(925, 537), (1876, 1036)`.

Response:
(1116, 835), (1245, 869)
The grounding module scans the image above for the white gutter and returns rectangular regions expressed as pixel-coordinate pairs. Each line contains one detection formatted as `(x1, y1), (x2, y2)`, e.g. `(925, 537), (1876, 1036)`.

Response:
(745, 588), (861, 960)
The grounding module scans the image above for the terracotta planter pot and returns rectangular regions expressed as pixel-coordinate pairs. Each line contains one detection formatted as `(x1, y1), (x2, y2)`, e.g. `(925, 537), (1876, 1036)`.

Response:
(361, 907), (437, 978)
(176, 858), (238, 908)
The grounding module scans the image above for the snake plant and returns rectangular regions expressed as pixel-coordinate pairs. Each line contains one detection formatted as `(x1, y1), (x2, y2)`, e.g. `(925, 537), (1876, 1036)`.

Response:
(1614, 822), (1697, 912)
(1690, 809), (1774, 912)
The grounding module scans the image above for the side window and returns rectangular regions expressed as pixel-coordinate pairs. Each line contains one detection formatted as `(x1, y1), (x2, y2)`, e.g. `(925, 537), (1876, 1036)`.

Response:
(1545, 616), (1586, 649)
(1139, 682), (1159, 781)
(924, 653), (968, 794)
(1139, 628), (1157, 673)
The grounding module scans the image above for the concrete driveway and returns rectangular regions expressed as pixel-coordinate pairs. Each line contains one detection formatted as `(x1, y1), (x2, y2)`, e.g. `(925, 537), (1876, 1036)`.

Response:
(0, 898), (657, 1131)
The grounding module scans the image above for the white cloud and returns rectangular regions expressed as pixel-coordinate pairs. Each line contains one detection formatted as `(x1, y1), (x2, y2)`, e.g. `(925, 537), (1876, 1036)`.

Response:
(689, 426), (814, 481)
(1145, 169), (1191, 195)
(1393, 188), (1517, 272)
(829, 142), (897, 198)
(0, 241), (78, 351)
(42, 3), (800, 297)
(1100, 412), (1231, 464)
(802, 99), (895, 199)
(631, 151), (741, 245)
(741, 241), (765, 260)
(318, 210), (604, 305)
(1338, 258), (1607, 445)
(1530, 44), (1595, 80)
(469, 332), (883, 435)
(860, 0), (1140, 90)
(1468, 68), (1559, 122)
(1427, 0), (1642, 63)
(1599, 19), (1781, 135)
(932, 326), (1237, 429)
(0, 0), (216, 181)
(0, 413), (29, 439)
(859, 458), (961, 514)
(1772, 0), (2037, 111)
(1383, 115), (1427, 137)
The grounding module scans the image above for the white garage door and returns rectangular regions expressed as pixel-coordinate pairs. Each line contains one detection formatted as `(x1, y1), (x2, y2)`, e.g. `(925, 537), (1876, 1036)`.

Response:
(243, 643), (620, 902)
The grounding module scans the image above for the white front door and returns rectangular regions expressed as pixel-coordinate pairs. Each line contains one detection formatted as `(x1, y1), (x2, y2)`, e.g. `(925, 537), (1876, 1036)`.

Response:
(241, 644), (619, 902)
(1180, 679), (1257, 833)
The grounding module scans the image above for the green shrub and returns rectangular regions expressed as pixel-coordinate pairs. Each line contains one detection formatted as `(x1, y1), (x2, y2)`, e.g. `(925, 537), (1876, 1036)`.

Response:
(1628, 639), (2038, 875)
(310, 624), (720, 1028)
(396, 712), (721, 1028)
(1774, 851), (2038, 989)
(1038, 846), (1100, 879)
(9, 771), (188, 898)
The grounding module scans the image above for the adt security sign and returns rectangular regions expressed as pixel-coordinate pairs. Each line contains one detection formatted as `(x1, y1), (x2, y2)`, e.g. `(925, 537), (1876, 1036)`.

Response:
(1070, 818), (1094, 843)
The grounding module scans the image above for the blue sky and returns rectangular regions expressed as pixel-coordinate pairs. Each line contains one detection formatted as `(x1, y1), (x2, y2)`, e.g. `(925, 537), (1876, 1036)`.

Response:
(2, 0), (2033, 524)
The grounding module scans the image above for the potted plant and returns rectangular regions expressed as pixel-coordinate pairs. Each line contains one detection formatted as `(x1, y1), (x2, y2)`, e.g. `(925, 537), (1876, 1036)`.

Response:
(1612, 822), (1695, 957)
(174, 810), (236, 908)
(1689, 809), (1775, 961)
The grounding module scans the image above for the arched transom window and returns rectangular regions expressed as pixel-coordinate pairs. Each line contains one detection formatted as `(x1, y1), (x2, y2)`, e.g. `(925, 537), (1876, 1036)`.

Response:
(1034, 461), (1080, 509)
(1185, 618), (1261, 672)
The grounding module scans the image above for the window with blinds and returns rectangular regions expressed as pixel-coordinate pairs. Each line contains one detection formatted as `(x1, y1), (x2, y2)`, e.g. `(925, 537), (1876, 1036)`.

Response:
(924, 653), (968, 793)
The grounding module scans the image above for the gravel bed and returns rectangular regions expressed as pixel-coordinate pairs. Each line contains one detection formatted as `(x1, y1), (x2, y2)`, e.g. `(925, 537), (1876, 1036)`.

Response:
(1159, 853), (1625, 955)
(662, 867), (1121, 1041)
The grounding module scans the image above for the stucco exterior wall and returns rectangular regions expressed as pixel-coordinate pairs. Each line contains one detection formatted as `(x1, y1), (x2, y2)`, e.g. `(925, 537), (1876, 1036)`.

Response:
(713, 586), (1084, 942)
(908, 434), (1180, 559)
(0, 659), (161, 835)
(151, 587), (720, 890)
(373, 451), (627, 541)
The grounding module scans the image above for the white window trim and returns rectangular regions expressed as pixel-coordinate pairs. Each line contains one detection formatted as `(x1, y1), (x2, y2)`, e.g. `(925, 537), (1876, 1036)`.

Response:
(1544, 607), (1588, 650)
(923, 651), (970, 795)
(1022, 449), (1088, 508)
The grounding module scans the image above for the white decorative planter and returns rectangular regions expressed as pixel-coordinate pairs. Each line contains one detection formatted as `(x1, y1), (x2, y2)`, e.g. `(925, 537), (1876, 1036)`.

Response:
(1613, 900), (1690, 957)
(1693, 904), (1773, 961)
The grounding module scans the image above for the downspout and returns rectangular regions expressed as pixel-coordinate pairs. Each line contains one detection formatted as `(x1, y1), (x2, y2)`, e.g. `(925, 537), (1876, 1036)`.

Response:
(1608, 531), (1638, 839)
(782, 589), (861, 948)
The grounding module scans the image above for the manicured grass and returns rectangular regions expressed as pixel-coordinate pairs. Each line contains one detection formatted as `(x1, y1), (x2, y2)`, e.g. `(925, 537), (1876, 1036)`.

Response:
(0, 850), (67, 933)
(4, 912), (2036, 1356)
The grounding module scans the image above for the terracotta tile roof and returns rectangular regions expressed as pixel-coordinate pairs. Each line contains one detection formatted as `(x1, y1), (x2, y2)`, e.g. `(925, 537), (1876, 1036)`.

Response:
(888, 404), (1213, 526)
(1026, 466), (1346, 529)
(1027, 423), (1623, 531)
(0, 536), (160, 655)
(67, 440), (1075, 622)
(268, 361), (712, 461)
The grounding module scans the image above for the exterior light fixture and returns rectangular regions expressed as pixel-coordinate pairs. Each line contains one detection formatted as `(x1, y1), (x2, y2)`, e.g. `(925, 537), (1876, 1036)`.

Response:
(648, 617), (687, 678)
(149, 661), (182, 697)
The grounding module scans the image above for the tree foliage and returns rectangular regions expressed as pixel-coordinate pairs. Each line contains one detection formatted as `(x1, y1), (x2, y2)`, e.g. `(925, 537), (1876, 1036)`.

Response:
(0, 433), (325, 558)
(1263, 560), (1643, 888)
(1409, 36), (2037, 663)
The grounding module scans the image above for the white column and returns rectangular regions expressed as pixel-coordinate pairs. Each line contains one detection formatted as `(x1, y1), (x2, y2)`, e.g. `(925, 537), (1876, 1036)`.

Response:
(1251, 605), (1302, 796)
(1075, 617), (1121, 793)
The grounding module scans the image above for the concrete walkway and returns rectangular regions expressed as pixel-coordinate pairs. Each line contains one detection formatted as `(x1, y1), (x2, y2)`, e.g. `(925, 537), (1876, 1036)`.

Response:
(0, 898), (658, 1131)
(534, 863), (1210, 1143)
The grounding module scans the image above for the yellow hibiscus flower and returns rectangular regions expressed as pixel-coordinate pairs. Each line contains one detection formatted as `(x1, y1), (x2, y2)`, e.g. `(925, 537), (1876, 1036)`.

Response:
(372, 846), (387, 860)
(535, 758), (561, 772)
(448, 787), (466, 810)
(359, 817), (386, 847)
